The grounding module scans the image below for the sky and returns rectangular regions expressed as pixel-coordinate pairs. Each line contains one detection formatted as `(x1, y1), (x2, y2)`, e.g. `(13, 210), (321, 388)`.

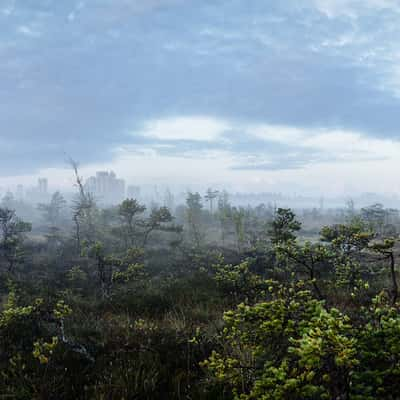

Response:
(1, 0), (400, 195)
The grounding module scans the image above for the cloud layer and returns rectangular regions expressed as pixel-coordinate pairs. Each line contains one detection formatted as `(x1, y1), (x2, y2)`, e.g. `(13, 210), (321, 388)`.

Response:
(124, 115), (400, 171)
(1, 0), (400, 194)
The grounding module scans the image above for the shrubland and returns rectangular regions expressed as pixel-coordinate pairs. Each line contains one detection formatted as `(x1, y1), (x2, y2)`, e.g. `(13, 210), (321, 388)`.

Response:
(1, 186), (400, 399)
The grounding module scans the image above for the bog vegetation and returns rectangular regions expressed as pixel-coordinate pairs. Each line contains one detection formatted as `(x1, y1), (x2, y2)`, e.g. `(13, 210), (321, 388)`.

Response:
(1, 173), (400, 399)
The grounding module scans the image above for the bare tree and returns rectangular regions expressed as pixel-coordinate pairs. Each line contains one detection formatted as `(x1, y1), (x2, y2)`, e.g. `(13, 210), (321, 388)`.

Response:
(68, 159), (96, 254)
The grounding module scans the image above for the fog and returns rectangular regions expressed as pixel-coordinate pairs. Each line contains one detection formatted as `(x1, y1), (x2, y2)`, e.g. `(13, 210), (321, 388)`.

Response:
(3, 1), (400, 398)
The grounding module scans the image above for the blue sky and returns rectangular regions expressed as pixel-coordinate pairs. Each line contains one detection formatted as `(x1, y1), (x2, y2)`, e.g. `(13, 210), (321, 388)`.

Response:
(1, 0), (400, 194)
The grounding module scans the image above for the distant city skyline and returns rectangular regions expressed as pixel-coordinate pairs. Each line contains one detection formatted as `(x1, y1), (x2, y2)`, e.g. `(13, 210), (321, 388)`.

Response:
(2, 1), (400, 194)
(2, 173), (400, 210)
(84, 171), (125, 205)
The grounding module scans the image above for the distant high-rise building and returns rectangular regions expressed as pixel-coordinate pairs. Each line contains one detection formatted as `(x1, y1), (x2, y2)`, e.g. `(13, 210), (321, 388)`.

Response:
(84, 171), (125, 204)
(38, 178), (48, 194)
(96, 171), (109, 197)
(85, 176), (97, 195)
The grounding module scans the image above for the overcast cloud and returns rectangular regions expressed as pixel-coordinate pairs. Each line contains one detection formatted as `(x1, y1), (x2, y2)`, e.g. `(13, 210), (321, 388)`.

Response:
(1, 0), (400, 194)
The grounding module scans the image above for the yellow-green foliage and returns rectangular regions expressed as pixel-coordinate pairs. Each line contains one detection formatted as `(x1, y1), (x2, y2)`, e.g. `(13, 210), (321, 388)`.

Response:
(213, 260), (264, 302)
(53, 300), (72, 320)
(202, 281), (361, 399)
(32, 336), (58, 365)
(0, 290), (42, 328)
(112, 263), (145, 283)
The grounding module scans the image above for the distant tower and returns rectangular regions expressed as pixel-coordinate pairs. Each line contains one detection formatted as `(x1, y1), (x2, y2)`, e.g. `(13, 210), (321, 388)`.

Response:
(38, 178), (48, 194)
(84, 176), (97, 195)
(85, 171), (125, 204)
(96, 171), (109, 197)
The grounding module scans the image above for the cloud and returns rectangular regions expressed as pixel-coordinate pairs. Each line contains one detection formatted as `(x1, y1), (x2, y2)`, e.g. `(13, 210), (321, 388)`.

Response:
(311, 0), (400, 18)
(2, 114), (400, 196)
(17, 25), (41, 37)
(124, 115), (400, 174)
(136, 116), (230, 141)
(245, 124), (400, 166)
(2, 0), (400, 195)
(250, 125), (306, 145)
